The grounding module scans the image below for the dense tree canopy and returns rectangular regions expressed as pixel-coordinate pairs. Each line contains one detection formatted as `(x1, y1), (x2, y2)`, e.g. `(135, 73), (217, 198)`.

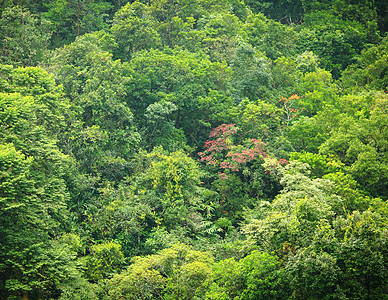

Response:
(0, 0), (387, 299)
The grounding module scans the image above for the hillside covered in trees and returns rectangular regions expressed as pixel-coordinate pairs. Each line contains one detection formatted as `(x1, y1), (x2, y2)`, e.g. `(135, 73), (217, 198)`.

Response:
(0, 0), (387, 299)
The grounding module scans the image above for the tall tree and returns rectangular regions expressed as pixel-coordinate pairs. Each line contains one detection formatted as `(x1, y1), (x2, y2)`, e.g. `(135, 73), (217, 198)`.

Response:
(0, 6), (52, 66)
(43, 0), (112, 46)
(0, 65), (78, 299)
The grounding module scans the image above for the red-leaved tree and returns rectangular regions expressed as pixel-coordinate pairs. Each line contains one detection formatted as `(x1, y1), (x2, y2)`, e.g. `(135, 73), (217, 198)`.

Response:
(198, 124), (287, 179)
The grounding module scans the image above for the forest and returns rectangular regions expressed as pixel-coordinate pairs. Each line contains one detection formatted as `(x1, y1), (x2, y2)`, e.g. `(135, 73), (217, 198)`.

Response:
(0, 0), (387, 299)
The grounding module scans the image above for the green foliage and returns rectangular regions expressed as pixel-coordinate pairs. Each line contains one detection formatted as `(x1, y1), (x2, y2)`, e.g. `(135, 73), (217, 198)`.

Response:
(43, 0), (112, 47)
(58, 278), (100, 300)
(242, 162), (337, 252)
(0, 6), (52, 66)
(333, 210), (388, 299)
(239, 251), (289, 299)
(85, 147), (211, 257)
(270, 56), (300, 98)
(205, 258), (242, 300)
(229, 44), (273, 103)
(290, 152), (341, 178)
(111, 0), (242, 57)
(244, 0), (305, 22)
(284, 106), (342, 153)
(85, 182), (155, 257)
(0, 68), (71, 215)
(319, 95), (388, 197)
(341, 36), (388, 92)
(144, 227), (188, 254)
(0, 144), (77, 297)
(286, 249), (343, 299)
(244, 13), (297, 60)
(106, 243), (214, 300)
(306, 0), (380, 38)
(0, 0), (387, 298)
(126, 47), (231, 146)
(143, 100), (188, 152)
(205, 251), (289, 300)
(297, 10), (370, 78)
(226, 98), (282, 141)
(111, 1), (161, 61)
(323, 172), (377, 213)
(0, 64), (69, 134)
(190, 12), (246, 62)
(242, 163), (388, 299)
(0, 0), (46, 14)
(0, 65), (82, 298)
(86, 241), (124, 282)
(49, 32), (140, 181)
(295, 51), (319, 74)
(131, 148), (206, 230)
(298, 69), (338, 115)
(0, 143), (33, 213)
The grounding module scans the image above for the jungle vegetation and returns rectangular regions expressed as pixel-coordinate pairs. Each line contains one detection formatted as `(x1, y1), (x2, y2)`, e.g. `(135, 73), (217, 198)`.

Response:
(0, 0), (387, 299)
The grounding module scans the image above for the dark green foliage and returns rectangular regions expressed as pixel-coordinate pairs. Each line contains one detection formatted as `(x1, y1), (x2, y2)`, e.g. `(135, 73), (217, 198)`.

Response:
(0, 0), (387, 299)
(286, 250), (344, 299)
(333, 210), (388, 299)
(244, 13), (297, 60)
(43, 0), (112, 47)
(48, 31), (140, 182)
(229, 44), (273, 103)
(297, 11), (370, 79)
(244, 0), (305, 23)
(0, 6), (52, 66)
(341, 36), (388, 92)
(126, 47), (232, 147)
(111, 1), (162, 61)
